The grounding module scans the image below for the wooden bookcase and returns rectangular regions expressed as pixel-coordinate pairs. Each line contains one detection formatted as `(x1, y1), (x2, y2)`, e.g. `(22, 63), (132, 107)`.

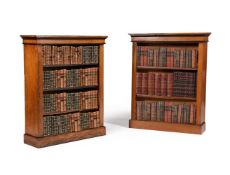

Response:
(21, 35), (107, 147)
(129, 33), (211, 134)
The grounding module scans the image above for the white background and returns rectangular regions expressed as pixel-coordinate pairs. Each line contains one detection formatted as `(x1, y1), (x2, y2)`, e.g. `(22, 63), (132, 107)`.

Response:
(0, 0), (230, 174)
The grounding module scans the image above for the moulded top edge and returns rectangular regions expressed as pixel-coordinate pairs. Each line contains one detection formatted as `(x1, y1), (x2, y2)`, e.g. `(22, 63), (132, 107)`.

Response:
(20, 35), (108, 39)
(128, 33), (211, 37)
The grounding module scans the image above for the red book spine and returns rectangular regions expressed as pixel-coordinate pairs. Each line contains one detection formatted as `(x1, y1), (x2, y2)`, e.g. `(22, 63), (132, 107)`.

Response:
(141, 73), (148, 95)
(151, 72), (155, 96)
(161, 73), (167, 96)
(155, 72), (161, 96)
(166, 48), (172, 67)
(167, 73), (173, 96)
(136, 73), (142, 94)
(148, 72), (155, 96)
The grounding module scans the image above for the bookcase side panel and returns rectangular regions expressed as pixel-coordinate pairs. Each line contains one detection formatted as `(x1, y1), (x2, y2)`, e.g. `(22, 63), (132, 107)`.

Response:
(196, 42), (207, 125)
(24, 44), (43, 137)
(131, 42), (137, 120)
(99, 45), (104, 126)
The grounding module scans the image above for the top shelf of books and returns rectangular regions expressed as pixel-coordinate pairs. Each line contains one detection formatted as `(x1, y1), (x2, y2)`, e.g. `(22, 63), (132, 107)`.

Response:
(136, 46), (198, 69)
(42, 45), (99, 66)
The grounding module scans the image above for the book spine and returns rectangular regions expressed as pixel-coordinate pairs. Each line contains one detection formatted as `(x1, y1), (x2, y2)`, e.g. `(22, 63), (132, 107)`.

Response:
(150, 102), (157, 121)
(136, 72), (142, 94)
(155, 72), (161, 96)
(141, 73), (148, 95)
(161, 73), (167, 96)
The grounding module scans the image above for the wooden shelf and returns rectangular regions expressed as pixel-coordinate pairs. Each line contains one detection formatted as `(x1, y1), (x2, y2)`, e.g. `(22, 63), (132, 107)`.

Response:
(24, 126), (106, 148)
(43, 108), (99, 116)
(129, 120), (205, 134)
(43, 86), (98, 93)
(137, 66), (197, 71)
(136, 94), (196, 101)
(43, 63), (98, 69)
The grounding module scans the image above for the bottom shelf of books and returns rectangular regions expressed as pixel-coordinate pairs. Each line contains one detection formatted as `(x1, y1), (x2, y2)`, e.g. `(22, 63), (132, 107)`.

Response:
(130, 100), (205, 134)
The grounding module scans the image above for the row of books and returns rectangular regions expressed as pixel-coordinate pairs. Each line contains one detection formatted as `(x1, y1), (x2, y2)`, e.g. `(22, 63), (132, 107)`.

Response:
(136, 71), (196, 97)
(43, 68), (98, 90)
(43, 111), (100, 136)
(136, 101), (196, 124)
(137, 46), (198, 68)
(42, 45), (99, 65)
(43, 90), (98, 113)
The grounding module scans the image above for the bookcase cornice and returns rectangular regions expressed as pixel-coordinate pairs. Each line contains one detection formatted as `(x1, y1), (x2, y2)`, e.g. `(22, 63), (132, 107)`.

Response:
(129, 33), (211, 37)
(129, 33), (211, 43)
(21, 35), (108, 45)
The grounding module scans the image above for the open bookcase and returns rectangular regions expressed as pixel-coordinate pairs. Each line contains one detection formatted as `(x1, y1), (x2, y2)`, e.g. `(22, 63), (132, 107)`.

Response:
(21, 35), (107, 147)
(129, 33), (211, 134)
